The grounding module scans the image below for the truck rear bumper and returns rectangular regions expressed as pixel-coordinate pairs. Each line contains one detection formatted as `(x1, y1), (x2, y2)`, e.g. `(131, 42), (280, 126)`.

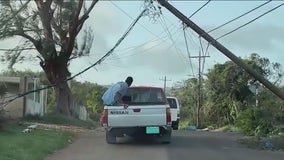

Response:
(106, 126), (172, 137)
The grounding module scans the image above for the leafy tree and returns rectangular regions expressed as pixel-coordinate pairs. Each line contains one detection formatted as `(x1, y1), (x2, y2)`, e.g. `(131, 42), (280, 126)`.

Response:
(172, 53), (283, 132)
(0, 0), (98, 115)
(171, 78), (199, 125)
(86, 85), (107, 113)
(257, 87), (284, 126)
(70, 80), (106, 113)
(206, 53), (282, 126)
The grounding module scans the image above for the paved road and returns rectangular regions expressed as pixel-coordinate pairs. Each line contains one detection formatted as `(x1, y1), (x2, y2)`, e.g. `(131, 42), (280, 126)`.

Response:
(46, 128), (284, 160)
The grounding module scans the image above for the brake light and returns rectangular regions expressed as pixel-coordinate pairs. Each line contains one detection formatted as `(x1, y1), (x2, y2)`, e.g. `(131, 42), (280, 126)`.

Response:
(166, 108), (171, 125)
(101, 109), (108, 127)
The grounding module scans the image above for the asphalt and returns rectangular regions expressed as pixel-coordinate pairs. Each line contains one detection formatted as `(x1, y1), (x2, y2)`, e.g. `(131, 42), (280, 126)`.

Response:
(45, 128), (284, 160)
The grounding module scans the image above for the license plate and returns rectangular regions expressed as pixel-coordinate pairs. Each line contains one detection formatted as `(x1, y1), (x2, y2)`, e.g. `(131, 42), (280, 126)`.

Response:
(146, 127), (160, 134)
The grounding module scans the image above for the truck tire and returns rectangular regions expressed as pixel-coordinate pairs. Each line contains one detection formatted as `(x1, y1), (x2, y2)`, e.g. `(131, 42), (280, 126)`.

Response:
(106, 130), (116, 144)
(172, 124), (179, 130)
(161, 131), (172, 144)
(172, 121), (179, 130)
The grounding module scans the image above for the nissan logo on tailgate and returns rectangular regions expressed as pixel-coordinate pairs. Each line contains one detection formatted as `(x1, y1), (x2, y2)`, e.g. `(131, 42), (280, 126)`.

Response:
(110, 110), (129, 114)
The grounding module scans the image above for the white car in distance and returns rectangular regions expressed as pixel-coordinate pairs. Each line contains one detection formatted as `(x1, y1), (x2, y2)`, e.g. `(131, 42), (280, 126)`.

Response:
(167, 96), (180, 130)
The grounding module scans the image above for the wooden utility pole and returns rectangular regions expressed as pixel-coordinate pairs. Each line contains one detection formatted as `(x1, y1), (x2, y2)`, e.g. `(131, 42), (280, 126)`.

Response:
(160, 76), (171, 93)
(189, 53), (210, 128)
(157, 0), (284, 101)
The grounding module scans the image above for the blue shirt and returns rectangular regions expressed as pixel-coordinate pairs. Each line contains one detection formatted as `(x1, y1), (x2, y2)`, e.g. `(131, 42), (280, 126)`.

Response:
(102, 82), (128, 105)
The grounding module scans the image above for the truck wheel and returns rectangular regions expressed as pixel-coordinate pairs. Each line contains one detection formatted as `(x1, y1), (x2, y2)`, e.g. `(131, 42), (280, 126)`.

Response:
(106, 131), (116, 144)
(161, 131), (172, 144)
(173, 124), (179, 130)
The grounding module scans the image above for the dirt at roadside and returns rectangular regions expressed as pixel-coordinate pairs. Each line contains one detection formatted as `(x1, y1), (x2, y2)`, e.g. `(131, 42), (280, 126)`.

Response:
(20, 122), (98, 134)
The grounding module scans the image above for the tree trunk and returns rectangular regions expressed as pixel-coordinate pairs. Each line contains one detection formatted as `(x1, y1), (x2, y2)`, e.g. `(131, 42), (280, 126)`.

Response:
(41, 57), (72, 115)
(55, 81), (71, 115)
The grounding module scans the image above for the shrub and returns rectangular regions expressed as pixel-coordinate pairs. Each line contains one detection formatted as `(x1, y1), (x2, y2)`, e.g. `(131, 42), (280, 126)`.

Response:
(89, 112), (101, 122)
(236, 107), (273, 137)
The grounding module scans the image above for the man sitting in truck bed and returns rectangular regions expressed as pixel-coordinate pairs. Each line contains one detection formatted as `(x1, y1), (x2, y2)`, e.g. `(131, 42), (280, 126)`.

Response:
(102, 76), (133, 108)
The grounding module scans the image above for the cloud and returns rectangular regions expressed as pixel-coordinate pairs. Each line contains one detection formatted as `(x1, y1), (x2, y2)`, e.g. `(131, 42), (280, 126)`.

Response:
(206, 24), (284, 51)
(115, 40), (194, 76)
(88, 2), (123, 36)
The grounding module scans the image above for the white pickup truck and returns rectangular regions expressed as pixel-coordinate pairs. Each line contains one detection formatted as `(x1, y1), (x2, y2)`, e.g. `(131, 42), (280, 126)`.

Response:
(101, 86), (172, 144)
(167, 96), (180, 130)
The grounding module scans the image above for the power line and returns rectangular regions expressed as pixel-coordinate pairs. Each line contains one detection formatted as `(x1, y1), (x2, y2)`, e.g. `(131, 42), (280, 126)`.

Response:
(106, 23), (178, 60)
(183, 27), (195, 76)
(158, 15), (188, 69)
(216, 2), (284, 40)
(158, 0), (211, 70)
(207, 0), (272, 34)
(109, 1), (159, 38)
(71, 9), (147, 78)
(0, 8), (147, 107)
(0, 48), (36, 51)
(188, 0), (211, 19)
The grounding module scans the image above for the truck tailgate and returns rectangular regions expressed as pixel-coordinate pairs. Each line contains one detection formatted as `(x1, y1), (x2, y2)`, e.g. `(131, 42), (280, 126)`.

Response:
(107, 105), (166, 127)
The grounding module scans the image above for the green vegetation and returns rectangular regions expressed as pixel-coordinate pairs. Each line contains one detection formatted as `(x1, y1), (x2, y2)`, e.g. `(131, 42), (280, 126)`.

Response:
(171, 53), (284, 139)
(239, 135), (284, 151)
(0, 123), (74, 160)
(0, 112), (98, 160)
(70, 80), (107, 114)
(179, 120), (191, 130)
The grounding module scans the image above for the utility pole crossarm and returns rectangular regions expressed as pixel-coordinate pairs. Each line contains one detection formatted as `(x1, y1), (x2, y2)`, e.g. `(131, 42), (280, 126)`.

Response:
(157, 0), (284, 101)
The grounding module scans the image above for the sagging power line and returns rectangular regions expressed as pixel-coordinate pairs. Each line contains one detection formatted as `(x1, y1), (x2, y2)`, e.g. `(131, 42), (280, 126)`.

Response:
(156, 0), (284, 101)
(216, 2), (284, 40)
(0, 8), (148, 107)
(207, 0), (272, 34)
(188, 0), (211, 19)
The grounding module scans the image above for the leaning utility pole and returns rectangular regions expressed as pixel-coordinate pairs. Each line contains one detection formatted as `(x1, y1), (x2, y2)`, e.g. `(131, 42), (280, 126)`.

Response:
(157, 0), (284, 101)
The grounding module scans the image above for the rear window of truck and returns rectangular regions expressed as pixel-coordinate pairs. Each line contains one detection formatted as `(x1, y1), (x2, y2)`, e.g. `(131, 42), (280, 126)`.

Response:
(123, 87), (167, 105)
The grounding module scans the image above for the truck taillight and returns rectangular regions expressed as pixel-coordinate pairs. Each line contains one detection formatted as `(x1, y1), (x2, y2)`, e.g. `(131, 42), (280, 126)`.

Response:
(101, 109), (108, 127)
(166, 108), (171, 125)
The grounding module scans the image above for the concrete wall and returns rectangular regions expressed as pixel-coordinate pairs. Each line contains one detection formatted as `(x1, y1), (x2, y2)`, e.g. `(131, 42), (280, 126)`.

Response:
(2, 94), (24, 119)
(70, 100), (89, 121)
(1, 77), (24, 119)
(1, 76), (47, 118)
(25, 84), (47, 116)
(1, 76), (88, 121)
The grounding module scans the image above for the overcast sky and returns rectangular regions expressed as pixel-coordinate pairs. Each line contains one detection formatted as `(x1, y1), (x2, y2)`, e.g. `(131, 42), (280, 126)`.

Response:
(0, 1), (284, 88)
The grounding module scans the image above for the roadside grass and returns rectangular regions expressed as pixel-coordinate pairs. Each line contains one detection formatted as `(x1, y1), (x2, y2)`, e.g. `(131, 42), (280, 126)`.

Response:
(0, 123), (74, 160)
(23, 112), (98, 129)
(179, 120), (190, 130)
(202, 125), (284, 151)
(0, 112), (98, 160)
(213, 125), (240, 132)
(238, 134), (284, 151)
(178, 118), (284, 151)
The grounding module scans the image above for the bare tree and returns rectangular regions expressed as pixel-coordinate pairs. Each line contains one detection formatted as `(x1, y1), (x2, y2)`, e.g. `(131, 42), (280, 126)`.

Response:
(0, 0), (99, 115)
